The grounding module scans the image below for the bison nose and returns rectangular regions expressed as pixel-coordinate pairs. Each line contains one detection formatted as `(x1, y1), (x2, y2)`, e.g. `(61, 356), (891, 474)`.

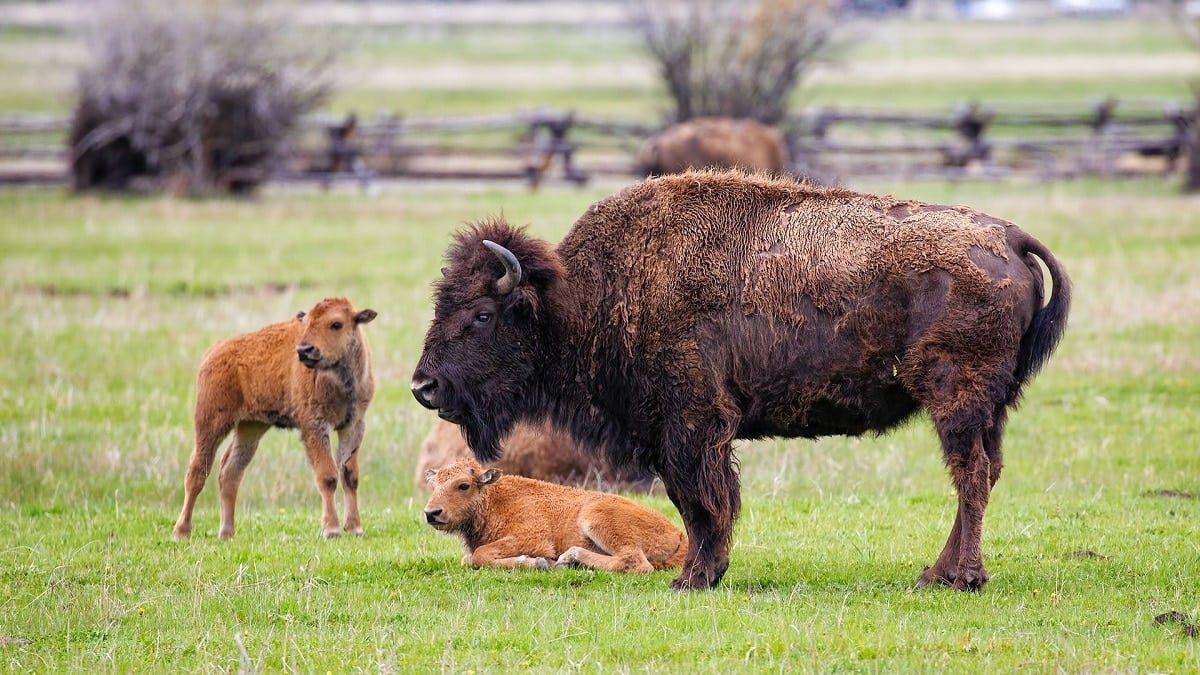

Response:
(411, 375), (441, 410)
(296, 343), (316, 358)
(424, 508), (443, 524)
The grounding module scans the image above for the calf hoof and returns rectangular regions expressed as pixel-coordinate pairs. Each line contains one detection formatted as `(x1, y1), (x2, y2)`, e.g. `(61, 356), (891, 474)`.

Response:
(171, 528), (191, 541)
(218, 528), (235, 541)
(344, 525), (364, 537)
(555, 546), (585, 568)
(322, 528), (342, 540)
(532, 557), (551, 571)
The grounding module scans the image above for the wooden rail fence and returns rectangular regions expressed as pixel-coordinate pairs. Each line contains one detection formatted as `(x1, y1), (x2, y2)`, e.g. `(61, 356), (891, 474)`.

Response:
(0, 98), (1192, 187)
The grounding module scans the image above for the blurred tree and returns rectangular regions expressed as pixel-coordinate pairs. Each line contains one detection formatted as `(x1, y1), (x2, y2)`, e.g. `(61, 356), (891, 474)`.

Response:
(69, 0), (335, 195)
(631, 0), (839, 125)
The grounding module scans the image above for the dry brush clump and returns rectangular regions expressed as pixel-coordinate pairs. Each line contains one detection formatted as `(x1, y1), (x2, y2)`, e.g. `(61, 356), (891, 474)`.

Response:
(69, 0), (334, 195)
(631, 0), (838, 125)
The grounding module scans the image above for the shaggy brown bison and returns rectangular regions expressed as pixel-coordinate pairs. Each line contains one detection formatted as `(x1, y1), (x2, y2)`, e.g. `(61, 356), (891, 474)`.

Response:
(423, 458), (686, 573)
(415, 418), (656, 490)
(412, 170), (1070, 591)
(637, 117), (789, 176)
(173, 297), (377, 540)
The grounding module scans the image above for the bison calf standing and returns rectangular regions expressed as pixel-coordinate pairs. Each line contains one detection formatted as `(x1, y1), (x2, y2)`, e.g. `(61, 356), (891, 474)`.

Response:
(172, 297), (377, 540)
(423, 458), (686, 573)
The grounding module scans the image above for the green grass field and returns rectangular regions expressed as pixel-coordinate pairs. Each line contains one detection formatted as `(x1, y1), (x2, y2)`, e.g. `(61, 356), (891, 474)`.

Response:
(2, 8), (1199, 672)
(1, 176), (1198, 671)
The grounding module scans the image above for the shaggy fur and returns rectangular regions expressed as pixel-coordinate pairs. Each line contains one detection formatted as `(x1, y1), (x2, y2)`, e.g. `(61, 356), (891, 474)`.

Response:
(423, 458), (686, 573)
(173, 298), (377, 540)
(414, 419), (657, 491)
(638, 117), (790, 176)
(413, 169), (1070, 591)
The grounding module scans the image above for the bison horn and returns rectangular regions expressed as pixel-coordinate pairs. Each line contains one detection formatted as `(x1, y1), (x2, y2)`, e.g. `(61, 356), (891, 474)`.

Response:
(482, 239), (522, 295)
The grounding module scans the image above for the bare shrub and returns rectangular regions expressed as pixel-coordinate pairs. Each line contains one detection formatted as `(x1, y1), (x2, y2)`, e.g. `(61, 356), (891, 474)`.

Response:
(632, 0), (838, 125)
(69, 0), (335, 194)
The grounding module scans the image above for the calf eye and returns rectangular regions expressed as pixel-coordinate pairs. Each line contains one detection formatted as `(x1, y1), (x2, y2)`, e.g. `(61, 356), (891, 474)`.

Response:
(457, 483), (470, 491)
(331, 321), (343, 331)
(474, 312), (492, 325)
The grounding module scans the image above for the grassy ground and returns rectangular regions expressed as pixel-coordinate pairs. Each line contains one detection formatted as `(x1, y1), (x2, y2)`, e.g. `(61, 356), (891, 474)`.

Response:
(1, 176), (1198, 671)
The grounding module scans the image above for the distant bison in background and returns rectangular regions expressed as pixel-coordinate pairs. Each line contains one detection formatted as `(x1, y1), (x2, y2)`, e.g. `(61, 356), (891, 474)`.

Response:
(412, 170), (1070, 591)
(415, 419), (656, 491)
(638, 117), (790, 176)
(423, 458), (686, 573)
(173, 298), (377, 541)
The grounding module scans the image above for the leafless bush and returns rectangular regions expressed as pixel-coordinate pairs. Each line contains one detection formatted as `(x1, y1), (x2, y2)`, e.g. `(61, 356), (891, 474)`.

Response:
(632, 0), (838, 125)
(69, 0), (335, 194)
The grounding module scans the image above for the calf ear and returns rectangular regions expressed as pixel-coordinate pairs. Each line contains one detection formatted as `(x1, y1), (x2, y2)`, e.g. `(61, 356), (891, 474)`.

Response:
(440, 267), (450, 278)
(477, 468), (501, 485)
(354, 309), (378, 325)
(424, 468), (437, 483)
(295, 311), (306, 321)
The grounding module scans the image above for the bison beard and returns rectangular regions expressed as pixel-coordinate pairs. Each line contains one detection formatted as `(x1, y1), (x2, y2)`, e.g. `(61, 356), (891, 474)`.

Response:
(413, 170), (1070, 591)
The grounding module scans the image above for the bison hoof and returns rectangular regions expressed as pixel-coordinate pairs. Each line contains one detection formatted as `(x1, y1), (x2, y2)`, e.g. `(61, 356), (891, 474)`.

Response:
(533, 557), (551, 571)
(218, 528), (235, 541)
(322, 528), (342, 540)
(171, 527), (191, 541)
(915, 565), (954, 589)
(344, 526), (364, 537)
(670, 573), (716, 592)
(951, 567), (990, 592)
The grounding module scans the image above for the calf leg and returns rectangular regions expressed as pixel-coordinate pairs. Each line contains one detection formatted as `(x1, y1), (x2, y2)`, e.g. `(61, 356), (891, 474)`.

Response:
(172, 413), (235, 540)
(335, 418), (365, 535)
(301, 427), (341, 538)
(466, 536), (553, 569)
(216, 421), (269, 540)
(556, 546), (653, 573)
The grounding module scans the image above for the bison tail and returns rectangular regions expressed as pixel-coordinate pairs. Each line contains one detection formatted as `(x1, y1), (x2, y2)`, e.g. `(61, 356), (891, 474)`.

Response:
(1015, 233), (1071, 386)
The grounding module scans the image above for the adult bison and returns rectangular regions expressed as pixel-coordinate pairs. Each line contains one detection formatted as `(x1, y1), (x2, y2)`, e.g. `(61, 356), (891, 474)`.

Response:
(412, 170), (1070, 591)
(638, 117), (789, 176)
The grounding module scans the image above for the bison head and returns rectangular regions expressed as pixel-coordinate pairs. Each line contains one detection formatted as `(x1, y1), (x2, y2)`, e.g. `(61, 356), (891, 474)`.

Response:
(411, 219), (563, 462)
(295, 297), (377, 369)
(421, 458), (500, 531)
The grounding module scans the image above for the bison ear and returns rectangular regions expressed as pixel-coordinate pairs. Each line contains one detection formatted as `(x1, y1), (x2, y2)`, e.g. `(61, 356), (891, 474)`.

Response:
(295, 311), (306, 321)
(354, 309), (378, 325)
(440, 266), (450, 278)
(424, 468), (437, 483)
(477, 468), (501, 485)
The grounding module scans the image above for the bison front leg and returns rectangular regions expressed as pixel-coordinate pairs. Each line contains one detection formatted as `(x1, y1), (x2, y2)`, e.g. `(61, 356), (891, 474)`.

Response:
(335, 417), (366, 536)
(659, 428), (741, 591)
(300, 426), (341, 539)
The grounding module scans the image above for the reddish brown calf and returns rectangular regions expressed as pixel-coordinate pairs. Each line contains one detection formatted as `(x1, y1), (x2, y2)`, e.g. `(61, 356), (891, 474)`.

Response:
(172, 297), (376, 540)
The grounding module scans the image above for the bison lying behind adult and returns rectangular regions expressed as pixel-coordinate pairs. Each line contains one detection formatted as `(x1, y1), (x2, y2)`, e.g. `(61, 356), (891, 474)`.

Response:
(637, 117), (789, 176)
(412, 170), (1070, 591)
(415, 418), (657, 491)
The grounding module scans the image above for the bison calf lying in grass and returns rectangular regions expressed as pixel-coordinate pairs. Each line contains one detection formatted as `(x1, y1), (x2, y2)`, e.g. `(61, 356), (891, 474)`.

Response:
(415, 418), (657, 491)
(172, 297), (377, 541)
(423, 458), (686, 573)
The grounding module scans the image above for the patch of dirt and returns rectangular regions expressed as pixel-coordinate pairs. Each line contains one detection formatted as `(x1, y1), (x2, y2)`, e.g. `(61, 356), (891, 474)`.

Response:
(18, 281), (306, 299)
(0, 637), (32, 647)
(1067, 549), (1108, 560)
(1143, 489), (1200, 500)
(1154, 611), (1199, 639)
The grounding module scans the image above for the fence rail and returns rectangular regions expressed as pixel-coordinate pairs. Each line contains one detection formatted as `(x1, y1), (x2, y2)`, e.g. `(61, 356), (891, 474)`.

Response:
(0, 98), (1193, 188)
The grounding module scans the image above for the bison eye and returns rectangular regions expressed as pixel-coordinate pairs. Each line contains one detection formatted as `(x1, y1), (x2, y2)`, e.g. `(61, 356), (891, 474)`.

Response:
(474, 312), (492, 325)
(457, 482), (470, 491)
(331, 321), (343, 331)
